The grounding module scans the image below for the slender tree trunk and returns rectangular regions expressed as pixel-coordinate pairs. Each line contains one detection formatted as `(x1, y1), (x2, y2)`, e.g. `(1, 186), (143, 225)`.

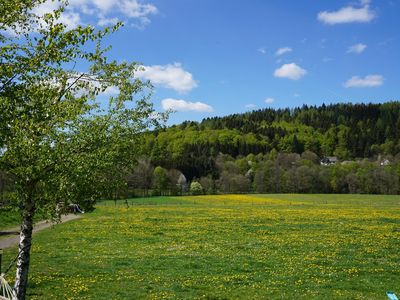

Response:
(14, 199), (35, 300)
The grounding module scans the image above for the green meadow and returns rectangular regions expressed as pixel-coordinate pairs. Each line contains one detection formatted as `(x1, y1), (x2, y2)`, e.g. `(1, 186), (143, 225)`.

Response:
(2, 194), (400, 299)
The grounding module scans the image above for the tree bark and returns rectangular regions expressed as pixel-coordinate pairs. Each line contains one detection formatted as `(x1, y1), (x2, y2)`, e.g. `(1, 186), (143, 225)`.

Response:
(13, 200), (35, 300)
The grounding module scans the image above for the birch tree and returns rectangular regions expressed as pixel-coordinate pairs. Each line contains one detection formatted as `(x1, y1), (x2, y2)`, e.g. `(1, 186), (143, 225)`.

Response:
(0, 1), (164, 298)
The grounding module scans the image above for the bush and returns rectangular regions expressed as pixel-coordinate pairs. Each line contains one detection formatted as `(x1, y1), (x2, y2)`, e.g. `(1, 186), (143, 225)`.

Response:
(190, 181), (203, 195)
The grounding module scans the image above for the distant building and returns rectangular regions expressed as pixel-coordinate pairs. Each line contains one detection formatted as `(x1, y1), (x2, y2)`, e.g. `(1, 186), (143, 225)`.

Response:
(320, 156), (338, 166)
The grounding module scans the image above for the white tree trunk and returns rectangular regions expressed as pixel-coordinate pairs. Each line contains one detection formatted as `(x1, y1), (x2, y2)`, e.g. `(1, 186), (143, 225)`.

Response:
(13, 203), (35, 300)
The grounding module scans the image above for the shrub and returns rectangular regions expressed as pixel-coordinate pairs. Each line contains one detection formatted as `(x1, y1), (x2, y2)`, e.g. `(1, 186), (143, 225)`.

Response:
(190, 181), (203, 195)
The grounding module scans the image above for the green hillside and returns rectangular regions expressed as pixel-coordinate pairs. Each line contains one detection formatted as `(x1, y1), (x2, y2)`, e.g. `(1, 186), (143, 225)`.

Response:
(124, 102), (400, 195)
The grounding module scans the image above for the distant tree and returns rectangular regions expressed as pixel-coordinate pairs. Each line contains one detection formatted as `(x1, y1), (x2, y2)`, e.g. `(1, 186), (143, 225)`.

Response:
(253, 166), (267, 193)
(232, 174), (251, 193)
(330, 165), (352, 193)
(190, 181), (203, 195)
(199, 176), (215, 194)
(334, 125), (351, 159)
(128, 158), (154, 195)
(317, 167), (332, 193)
(218, 171), (233, 193)
(218, 171), (251, 194)
(276, 153), (301, 169)
(295, 165), (317, 193)
(356, 162), (378, 194)
(223, 161), (241, 174)
(235, 157), (250, 174)
(177, 173), (188, 194)
(381, 140), (396, 155)
(268, 149), (278, 160)
(291, 134), (304, 154)
(284, 168), (297, 193)
(167, 169), (183, 195)
(301, 151), (319, 164)
(153, 166), (169, 194)
(321, 127), (337, 156)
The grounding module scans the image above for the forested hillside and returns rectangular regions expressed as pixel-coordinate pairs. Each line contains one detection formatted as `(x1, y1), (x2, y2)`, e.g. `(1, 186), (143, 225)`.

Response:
(138, 102), (400, 179)
(120, 102), (400, 196)
(201, 102), (400, 158)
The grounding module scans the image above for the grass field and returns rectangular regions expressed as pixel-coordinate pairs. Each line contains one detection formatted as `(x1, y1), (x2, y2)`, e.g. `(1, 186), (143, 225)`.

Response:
(2, 194), (400, 299)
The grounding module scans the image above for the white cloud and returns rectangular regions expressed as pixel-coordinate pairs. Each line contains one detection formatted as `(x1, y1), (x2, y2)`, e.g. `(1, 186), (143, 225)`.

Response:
(58, 11), (82, 29)
(343, 74), (384, 88)
(347, 43), (367, 54)
(137, 63), (197, 93)
(258, 47), (267, 54)
(98, 17), (120, 26)
(265, 98), (275, 104)
(317, 1), (375, 25)
(79, 0), (115, 12)
(274, 63), (307, 80)
(118, 0), (157, 19)
(161, 98), (213, 112)
(276, 47), (292, 56)
(31, 1), (81, 30)
(245, 104), (257, 109)
(32, 1), (59, 16)
(33, 0), (158, 29)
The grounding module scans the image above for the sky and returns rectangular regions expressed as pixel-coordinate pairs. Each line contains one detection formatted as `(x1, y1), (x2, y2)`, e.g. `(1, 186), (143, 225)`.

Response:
(34, 0), (400, 124)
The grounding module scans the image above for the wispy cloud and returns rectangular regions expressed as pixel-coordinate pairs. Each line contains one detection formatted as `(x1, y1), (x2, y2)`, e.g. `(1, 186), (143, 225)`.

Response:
(265, 97), (275, 104)
(347, 43), (367, 54)
(161, 98), (213, 112)
(97, 16), (120, 26)
(317, 1), (375, 25)
(258, 47), (267, 54)
(276, 47), (292, 56)
(344, 74), (384, 88)
(245, 104), (257, 109)
(137, 63), (197, 93)
(274, 63), (307, 80)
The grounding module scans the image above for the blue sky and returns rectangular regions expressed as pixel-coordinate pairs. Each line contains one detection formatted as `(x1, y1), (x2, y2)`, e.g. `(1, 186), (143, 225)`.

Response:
(36, 0), (400, 124)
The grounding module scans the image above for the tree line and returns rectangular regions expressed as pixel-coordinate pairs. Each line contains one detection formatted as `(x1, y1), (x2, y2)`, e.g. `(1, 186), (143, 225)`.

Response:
(126, 151), (400, 196)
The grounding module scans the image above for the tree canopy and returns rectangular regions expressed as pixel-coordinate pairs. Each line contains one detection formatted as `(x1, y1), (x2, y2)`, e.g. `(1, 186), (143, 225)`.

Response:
(137, 102), (400, 180)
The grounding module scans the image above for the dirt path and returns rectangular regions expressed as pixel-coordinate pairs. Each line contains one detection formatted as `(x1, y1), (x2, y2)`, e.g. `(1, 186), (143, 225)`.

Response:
(0, 214), (81, 249)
